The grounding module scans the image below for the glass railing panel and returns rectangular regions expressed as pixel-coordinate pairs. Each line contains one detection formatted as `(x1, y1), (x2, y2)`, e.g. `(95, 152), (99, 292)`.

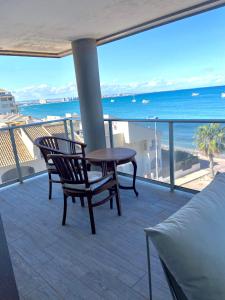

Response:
(17, 120), (69, 179)
(104, 119), (112, 148)
(69, 119), (84, 143)
(0, 128), (20, 185)
(110, 120), (170, 184)
(174, 122), (225, 191)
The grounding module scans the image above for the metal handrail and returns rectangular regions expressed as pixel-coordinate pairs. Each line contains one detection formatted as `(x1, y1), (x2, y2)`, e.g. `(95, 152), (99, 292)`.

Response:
(104, 118), (225, 123)
(0, 117), (78, 131)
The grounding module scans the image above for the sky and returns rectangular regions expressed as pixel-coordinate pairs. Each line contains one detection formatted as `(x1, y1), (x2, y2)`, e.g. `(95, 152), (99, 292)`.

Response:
(1, 6), (225, 101)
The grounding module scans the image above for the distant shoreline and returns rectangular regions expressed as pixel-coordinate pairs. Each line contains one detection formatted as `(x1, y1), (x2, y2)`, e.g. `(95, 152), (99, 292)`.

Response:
(16, 83), (225, 105)
(19, 85), (225, 150)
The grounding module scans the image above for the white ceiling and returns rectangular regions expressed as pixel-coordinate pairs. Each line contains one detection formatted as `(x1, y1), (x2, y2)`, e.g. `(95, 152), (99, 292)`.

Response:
(0, 0), (225, 57)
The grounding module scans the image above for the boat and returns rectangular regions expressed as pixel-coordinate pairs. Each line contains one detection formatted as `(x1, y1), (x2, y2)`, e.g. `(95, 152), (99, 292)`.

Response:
(221, 93), (225, 98)
(142, 99), (149, 104)
(131, 95), (136, 103)
(110, 99), (115, 103)
(192, 92), (199, 96)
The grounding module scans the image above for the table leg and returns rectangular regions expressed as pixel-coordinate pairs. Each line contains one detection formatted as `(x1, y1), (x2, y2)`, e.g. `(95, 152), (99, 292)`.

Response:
(112, 161), (122, 215)
(119, 159), (138, 197)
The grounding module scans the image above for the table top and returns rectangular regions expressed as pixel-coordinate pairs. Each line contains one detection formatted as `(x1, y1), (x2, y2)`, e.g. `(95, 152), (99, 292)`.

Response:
(86, 147), (136, 163)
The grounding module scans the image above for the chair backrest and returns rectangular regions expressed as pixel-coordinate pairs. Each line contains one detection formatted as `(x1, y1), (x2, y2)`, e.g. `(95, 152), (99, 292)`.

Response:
(160, 259), (188, 300)
(34, 136), (85, 163)
(48, 154), (89, 187)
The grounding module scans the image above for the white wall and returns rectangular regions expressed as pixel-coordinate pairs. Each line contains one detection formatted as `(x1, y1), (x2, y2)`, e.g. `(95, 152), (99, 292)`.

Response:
(19, 129), (40, 159)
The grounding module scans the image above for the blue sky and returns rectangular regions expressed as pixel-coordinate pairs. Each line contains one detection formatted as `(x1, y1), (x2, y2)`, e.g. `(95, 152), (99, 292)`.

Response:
(1, 6), (225, 101)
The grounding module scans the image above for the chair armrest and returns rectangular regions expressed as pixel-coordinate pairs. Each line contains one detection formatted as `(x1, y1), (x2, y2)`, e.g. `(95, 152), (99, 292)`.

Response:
(71, 140), (87, 148)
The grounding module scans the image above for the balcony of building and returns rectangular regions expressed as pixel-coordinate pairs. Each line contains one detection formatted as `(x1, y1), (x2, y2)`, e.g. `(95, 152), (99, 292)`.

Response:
(1, 2), (225, 299)
(0, 117), (224, 299)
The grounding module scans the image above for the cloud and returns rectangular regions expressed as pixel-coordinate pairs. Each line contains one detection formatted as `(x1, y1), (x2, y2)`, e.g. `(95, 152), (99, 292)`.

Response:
(101, 73), (225, 95)
(14, 82), (77, 101)
(13, 73), (225, 101)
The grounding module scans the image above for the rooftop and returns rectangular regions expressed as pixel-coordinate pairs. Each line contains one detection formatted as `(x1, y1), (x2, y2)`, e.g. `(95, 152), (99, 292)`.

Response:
(0, 130), (33, 167)
(0, 175), (191, 299)
(0, 0), (225, 57)
(0, 123), (71, 168)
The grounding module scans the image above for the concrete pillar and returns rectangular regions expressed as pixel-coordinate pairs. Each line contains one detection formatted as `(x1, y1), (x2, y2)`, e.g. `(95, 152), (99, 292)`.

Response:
(71, 38), (106, 152)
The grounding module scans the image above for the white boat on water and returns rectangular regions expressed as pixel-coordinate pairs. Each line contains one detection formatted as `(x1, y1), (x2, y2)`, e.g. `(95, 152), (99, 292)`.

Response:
(192, 92), (199, 96)
(142, 99), (149, 104)
(131, 95), (136, 103)
(221, 93), (225, 98)
(110, 99), (115, 103)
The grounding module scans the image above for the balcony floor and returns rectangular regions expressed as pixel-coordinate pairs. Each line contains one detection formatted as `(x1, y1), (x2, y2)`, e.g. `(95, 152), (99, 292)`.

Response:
(0, 175), (191, 300)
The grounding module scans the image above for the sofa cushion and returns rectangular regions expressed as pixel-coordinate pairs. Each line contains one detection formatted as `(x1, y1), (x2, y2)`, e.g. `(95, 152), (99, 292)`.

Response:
(145, 173), (225, 300)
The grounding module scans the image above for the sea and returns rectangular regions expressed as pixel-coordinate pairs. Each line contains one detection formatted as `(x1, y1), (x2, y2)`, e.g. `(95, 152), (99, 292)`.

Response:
(19, 85), (225, 149)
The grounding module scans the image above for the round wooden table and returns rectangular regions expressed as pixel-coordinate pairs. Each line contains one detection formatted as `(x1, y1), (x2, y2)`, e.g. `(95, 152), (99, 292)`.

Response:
(86, 147), (138, 196)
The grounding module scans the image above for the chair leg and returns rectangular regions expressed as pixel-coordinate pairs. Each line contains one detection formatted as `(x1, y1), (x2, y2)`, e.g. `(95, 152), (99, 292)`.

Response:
(62, 194), (68, 226)
(72, 197), (76, 203)
(132, 159), (139, 197)
(80, 196), (85, 207)
(87, 195), (96, 234)
(109, 189), (113, 209)
(115, 184), (122, 216)
(48, 173), (52, 200)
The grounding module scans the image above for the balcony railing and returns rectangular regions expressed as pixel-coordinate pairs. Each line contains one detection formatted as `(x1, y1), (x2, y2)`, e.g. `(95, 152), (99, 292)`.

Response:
(0, 117), (224, 193)
(105, 118), (225, 193)
(0, 118), (77, 187)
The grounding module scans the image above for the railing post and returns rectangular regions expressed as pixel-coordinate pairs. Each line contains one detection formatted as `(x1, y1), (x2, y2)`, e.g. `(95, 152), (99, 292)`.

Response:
(108, 120), (114, 148)
(9, 128), (23, 184)
(146, 234), (152, 300)
(169, 122), (175, 191)
(63, 119), (69, 139)
(69, 119), (75, 141)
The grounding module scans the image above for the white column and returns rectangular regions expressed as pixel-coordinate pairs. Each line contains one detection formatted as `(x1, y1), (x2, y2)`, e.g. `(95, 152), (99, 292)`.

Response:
(71, 38), (106, 152)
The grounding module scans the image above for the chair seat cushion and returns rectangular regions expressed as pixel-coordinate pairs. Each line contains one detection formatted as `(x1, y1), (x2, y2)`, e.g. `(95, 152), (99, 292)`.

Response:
(145, 173), (225, 300)
(63, 171), (112, 191)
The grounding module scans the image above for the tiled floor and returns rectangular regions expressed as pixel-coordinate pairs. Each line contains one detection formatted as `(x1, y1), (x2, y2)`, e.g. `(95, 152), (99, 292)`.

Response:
(0, 175), (191, 299)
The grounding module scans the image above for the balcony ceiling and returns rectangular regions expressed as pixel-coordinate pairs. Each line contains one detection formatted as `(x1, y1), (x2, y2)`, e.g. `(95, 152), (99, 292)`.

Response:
(0, 0), (225, 58)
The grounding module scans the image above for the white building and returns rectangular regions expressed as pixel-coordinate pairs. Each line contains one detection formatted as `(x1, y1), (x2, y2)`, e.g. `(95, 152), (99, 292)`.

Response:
(104, 118), (162, 179)
(0, 89), (18, 114)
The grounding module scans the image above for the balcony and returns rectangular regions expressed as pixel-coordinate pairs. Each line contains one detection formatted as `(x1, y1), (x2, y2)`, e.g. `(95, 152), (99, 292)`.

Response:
(0, 117), (224, 298)
(0, 173), (191, 299)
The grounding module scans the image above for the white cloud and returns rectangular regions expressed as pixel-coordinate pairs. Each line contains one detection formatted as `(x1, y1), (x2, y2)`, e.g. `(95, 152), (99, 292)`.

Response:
(101, 73), (225, 95)
(13, 73), (225, 101)
(14, 82), (77, 101)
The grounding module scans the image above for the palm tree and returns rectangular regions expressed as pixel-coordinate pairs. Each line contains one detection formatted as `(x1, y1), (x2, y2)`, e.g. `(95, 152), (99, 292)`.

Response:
(195, 123), (225, 177)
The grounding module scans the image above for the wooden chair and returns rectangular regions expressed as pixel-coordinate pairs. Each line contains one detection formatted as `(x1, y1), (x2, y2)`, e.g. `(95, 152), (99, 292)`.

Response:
(48, 154), (121, 234)
(34, 136), (86, 200)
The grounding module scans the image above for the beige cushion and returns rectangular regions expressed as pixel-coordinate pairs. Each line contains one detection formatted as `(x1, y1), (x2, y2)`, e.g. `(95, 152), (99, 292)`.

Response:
(63, 171), (111, 191)
(145, 173), (225, 300)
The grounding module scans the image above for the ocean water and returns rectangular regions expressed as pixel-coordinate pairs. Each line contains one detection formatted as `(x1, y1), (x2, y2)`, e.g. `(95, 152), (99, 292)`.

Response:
(20, 85), (225, 149)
